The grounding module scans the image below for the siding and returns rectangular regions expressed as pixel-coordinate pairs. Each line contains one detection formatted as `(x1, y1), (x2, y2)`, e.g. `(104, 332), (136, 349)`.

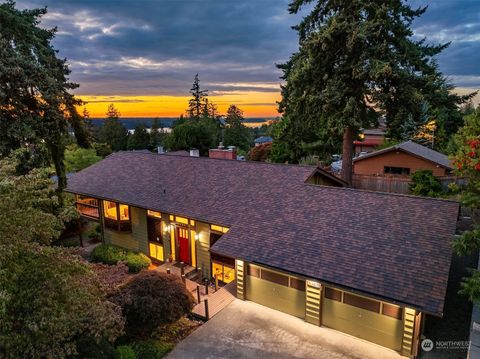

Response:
(104, 206), (148, 254)
(354, 151), (447, 176)
(196, 221), (211, 278)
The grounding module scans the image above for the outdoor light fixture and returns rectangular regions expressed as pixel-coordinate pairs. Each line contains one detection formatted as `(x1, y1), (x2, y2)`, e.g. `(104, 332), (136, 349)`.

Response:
(195, 234), (199, 240)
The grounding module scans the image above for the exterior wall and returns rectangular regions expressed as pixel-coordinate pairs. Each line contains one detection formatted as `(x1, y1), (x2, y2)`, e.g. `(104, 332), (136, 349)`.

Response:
(103, 206), (148, 254)
(196, 221), (212, 279)
(354, 150), (448, 177)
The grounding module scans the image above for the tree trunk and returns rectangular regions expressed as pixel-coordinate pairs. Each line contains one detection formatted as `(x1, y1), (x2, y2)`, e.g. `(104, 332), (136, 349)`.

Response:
(341, 126), (354, 186)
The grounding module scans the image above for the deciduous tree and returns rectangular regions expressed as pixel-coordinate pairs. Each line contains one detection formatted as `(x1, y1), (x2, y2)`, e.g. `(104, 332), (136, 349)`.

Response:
(127, 123), (150, 150)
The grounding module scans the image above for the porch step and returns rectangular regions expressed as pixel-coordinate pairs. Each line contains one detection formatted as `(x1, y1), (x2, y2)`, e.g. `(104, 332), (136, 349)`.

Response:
(185, 269), (201, 282)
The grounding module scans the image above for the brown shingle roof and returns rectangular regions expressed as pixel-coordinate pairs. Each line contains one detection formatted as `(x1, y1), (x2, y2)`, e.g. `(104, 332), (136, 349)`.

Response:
(66, 151), (458, 316)
(353, 140), (453, 169)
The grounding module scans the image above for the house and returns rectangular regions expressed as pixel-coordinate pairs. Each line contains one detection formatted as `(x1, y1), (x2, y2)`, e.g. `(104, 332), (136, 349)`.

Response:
(353, 128), (386, 155)
(354, 140), (453, 177)
(254, 136), (273, 147)
(67, 151), (458, 358)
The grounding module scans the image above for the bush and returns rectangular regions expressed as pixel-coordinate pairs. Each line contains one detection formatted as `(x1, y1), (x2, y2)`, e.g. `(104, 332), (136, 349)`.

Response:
(125, 252), (151, 273)
(409, 170), (444, 197)
(111, 271), (195, 334)
(132, 340), (173, 359)
(91, 244), (151, 273)
(75, 337), (116, 359)
(115, 345), (137, 359)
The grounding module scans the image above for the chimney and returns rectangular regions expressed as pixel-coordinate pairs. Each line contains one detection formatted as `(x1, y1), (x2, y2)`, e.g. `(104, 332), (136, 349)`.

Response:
(157, 145), (164, 154)
(189, 148), (199, 157)
(209, 145), (237, 160)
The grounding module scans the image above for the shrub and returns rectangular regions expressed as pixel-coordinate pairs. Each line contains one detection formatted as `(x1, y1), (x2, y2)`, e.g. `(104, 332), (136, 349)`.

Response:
(111, 271), (195, 334)
(75, 337), (116, 359)
(132, 340), (173, 359)
(115, 345), (137, 359)
(409, 170), (444, 197)
(91, 244), (125, 265)
(125, 252), (151, 273)
(90, 244), (151, 273)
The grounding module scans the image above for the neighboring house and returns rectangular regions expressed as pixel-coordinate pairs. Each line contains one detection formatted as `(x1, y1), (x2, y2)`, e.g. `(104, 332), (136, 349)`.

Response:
(254, 136), (273, 147)
(353, 128), (386, 155)
(354, 140), (453, 177)
(67, 151), (458, 358)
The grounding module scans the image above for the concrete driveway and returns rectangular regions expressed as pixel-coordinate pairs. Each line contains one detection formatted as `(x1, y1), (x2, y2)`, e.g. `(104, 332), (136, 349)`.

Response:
(168, 300), (406, 359)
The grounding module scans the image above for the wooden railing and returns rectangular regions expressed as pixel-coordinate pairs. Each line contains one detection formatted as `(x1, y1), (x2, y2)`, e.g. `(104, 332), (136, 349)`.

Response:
(76, 202), (100, 219)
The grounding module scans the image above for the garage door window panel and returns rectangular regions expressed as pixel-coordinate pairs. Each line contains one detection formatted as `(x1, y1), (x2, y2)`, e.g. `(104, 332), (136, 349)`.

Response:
(325, 287), (342, 301)
(382, 303), (403, 320)
(343, 293), (380, 313)
(289, 277), (306, 291)
(261, 269), (289, 286)
(247, 265), (260, 278)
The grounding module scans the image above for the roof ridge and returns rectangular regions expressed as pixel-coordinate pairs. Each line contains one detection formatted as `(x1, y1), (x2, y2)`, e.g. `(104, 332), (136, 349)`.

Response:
(302, 182), (459, 204)
(112, 150), (318, 169)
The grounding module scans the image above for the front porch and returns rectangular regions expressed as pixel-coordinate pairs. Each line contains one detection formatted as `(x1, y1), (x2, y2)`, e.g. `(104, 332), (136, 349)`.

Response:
(154, 261), (236, 321)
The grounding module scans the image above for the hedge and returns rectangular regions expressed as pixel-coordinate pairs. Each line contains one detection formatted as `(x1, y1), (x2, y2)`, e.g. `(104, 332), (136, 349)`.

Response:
(132, 340), (173, 359)
(90, 244), (151, 273)
(115, 345), (136, 359)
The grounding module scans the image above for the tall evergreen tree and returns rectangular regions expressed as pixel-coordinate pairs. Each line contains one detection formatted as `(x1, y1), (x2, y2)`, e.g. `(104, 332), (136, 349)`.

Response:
(0, 1), (89, 203)
(274, 0), (469, 185)
(224, 105), (253, 152)
(127, 123), (150, 150)
(188, 74), (208, 120)
(99, 104), (128, 151)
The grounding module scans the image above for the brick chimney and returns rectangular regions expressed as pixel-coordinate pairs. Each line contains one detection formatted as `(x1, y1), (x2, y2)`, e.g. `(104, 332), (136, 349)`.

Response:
(209, 145), (237, 160)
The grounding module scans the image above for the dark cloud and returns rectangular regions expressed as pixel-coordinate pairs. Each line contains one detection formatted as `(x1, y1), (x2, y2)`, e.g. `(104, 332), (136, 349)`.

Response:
(15, 0), (480, 94)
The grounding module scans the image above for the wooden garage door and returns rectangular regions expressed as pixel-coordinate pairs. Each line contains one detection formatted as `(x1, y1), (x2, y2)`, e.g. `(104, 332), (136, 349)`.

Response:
(322, 287), (404, 351)
(245, 264), (306, 318)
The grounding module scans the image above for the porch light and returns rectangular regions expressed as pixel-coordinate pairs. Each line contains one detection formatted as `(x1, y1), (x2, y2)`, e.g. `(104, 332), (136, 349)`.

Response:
(195, 234), (199, 240)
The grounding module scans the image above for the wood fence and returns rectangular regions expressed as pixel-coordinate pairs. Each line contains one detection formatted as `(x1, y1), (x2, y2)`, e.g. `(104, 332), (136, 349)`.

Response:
(353, 174), (465, 194)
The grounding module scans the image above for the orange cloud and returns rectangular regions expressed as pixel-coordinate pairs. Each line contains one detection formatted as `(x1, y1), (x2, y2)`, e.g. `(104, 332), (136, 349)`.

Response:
(79, 91), (281, 118)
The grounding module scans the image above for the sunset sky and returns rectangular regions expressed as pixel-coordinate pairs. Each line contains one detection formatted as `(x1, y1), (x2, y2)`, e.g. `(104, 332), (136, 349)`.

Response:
(17, 0), (480, 118)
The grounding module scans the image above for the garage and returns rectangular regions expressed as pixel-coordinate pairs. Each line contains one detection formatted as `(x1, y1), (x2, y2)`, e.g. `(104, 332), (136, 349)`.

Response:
(321, 286), (404, 351)
(245, 264), (306, 318)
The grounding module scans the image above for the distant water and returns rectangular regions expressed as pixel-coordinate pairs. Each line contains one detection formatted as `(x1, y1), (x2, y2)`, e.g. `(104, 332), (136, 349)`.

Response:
(91, 117), (273, 130)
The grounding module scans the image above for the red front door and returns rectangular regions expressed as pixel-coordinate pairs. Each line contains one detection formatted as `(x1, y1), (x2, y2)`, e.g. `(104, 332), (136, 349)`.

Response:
(177, 227), (190, 264)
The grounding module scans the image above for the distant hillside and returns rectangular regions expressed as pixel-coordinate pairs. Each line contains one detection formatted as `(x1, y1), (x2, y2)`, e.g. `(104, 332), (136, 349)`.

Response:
(90, 117), (274, 130)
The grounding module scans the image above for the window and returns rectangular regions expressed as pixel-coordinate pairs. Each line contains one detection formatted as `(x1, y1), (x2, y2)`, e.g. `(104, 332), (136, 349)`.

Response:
(212, 255), (235, 284)
(147, 216), (162, 243)
(103, 200), (131, 232)
(325, 287), (342, 301)
(289, 277), (306, 292)
(103, 201), (118, 220)
(76, 195), (99, 219)
(211, 224), (229, 233)
(382, 303), (403, 319)
(343, 293), (380, 313)
(147, 210), (161, 218)
(384, 166), (410, 175)
(261, 269), (289, 286)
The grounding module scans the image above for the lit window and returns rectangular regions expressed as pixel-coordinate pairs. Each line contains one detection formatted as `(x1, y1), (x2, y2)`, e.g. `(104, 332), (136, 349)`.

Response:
(211, 224), (229, 233)
(103, 201), (118, 220)
(147, 210), (161, 218)
(103, 200), (131, 232)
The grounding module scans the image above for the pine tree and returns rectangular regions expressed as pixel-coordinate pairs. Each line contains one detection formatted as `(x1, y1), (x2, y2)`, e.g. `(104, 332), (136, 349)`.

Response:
(274, 0), (470, 185)
(99, 104), (128, 151)
(0, 1), (90, 202)
(188, 74), (208, 120)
